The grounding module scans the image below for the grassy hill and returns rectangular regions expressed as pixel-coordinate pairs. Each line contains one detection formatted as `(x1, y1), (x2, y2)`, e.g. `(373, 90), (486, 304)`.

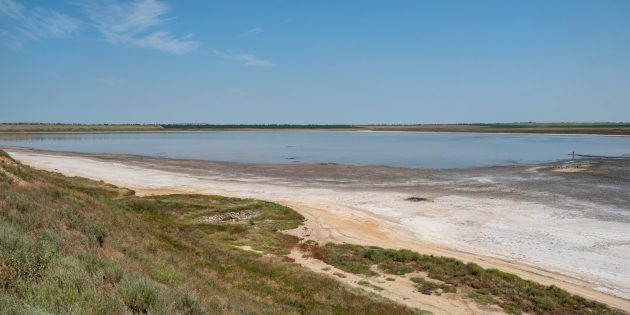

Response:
(0, 150), (416, 314)
(0, 150), (626, 314)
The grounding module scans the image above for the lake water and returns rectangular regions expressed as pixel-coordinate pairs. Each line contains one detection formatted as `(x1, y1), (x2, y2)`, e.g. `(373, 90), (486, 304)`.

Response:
(1, 131), (629, 169)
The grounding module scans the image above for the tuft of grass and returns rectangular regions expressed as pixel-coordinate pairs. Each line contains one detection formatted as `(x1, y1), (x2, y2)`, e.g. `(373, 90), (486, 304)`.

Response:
(152, 266), (183, 285)
(0, 171), (11, 185)
(358, 280), (384, 291)
(467, 291), (500, 306)
(379, 260), (415, 275)
(409, 277), (456, 295)
(120, 277), (164, 314)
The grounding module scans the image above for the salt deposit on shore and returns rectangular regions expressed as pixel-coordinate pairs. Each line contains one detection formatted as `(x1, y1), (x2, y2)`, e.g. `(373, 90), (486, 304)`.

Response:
(6, 148), (630, 311)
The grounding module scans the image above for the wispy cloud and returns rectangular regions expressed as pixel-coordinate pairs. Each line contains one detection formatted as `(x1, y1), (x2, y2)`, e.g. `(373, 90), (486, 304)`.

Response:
(242, 27), (264, 36)
(214, 50), (274, 67)
(17, 8), (80, 39)
(0, 0), (79, 47)
(81, 0), (198, 55)
(0, 0), (24, 20)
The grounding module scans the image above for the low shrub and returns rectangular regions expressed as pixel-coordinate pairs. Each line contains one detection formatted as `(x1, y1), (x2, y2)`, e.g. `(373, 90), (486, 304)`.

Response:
(120, 277), (163, 314)
(410, 277), (456, 295)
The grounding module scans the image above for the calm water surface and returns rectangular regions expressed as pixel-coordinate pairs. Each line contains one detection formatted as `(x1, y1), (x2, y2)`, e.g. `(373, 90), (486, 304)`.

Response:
(1, 131), (629, 169)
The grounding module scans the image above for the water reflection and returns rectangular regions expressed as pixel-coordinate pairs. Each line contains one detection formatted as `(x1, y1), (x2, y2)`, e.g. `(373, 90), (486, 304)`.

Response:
(1, 131), (629, 169)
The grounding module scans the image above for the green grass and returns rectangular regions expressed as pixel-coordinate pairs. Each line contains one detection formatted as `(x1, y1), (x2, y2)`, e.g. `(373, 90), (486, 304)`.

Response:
(310, 244), (625, 315)
(0, 150), (419, 314)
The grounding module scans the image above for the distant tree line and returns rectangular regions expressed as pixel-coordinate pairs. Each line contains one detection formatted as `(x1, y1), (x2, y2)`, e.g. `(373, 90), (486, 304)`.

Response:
(161, 124), (358, 129)
(479, 122), (630, 129)
(0, 123), (162, 126)
(2, 122), (628, 128)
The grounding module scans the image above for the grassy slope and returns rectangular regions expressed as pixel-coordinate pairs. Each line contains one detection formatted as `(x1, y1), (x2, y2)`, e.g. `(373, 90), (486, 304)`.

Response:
(0, 150), (416, 315)
(0, 150), (626, 315)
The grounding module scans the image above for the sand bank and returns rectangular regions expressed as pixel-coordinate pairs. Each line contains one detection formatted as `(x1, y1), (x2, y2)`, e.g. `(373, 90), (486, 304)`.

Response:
(5, 148), (630, 311)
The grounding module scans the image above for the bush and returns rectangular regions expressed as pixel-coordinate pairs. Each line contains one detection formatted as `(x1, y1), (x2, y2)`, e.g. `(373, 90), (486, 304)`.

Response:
(378, 261), (414, 275)
(169, 289), (206, 315)
(0, 223), (25, 251)
(410, 277), (456, 295)
(102, 263), (125, 285)
(363, 247), (388, 262)
(388, 249), (421, 263)
(120, 278), (164, 314)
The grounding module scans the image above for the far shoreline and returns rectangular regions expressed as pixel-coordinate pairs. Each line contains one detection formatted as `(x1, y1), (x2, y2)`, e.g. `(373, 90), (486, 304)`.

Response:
(1, 128), (630, 137)
(1, 122), (630, 136)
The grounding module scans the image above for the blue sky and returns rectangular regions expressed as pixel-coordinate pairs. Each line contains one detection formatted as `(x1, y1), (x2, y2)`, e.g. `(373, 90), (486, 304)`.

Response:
(1, 0), (629, 124)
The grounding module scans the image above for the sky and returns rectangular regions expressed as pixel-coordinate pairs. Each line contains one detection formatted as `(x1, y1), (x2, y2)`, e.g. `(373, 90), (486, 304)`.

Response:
(1, 0), (629, 124)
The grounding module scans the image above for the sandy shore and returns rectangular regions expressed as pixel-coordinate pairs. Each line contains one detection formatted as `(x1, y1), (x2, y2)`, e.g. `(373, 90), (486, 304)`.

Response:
(5, 148), (630, 312)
